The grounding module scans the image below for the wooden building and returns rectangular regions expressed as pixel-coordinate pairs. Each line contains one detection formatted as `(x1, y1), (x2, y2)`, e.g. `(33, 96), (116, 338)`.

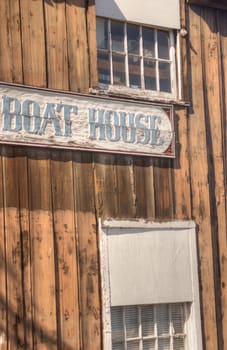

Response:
(0, 0), (226, 349)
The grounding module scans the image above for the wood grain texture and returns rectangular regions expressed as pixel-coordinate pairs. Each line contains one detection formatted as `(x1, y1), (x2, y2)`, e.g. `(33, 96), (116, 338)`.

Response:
(188, 5), (218, 349)
(14, 147), (33, 350)
(0, 148), (7, 350)
(73, 152), (101, 350)
(66, 0), (90, 92)
(20, 0), (46, 87)
(87, 0), (98, 88)
(153, 159), (174, 219)
(0, 1), (22, 83)
(28, 148), (57, 350)
(93, 153), (118, 218)
(2, 146), (25, 349)
(173, 107), (191, 219)
(51, 150), (80, 350)
(44, 1), (69, 90)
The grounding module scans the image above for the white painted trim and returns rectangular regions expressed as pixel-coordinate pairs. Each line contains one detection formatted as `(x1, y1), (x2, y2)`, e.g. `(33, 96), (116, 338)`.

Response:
(102, 219), (196, 229)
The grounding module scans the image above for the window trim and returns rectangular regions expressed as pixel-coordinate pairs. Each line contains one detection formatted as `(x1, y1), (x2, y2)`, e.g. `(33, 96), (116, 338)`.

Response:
(96, 18), (178, 101)
(99, 219), (203, 350)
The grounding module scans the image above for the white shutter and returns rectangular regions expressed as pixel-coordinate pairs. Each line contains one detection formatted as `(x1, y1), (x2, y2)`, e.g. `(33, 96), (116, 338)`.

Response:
(96, 0), (180, 29)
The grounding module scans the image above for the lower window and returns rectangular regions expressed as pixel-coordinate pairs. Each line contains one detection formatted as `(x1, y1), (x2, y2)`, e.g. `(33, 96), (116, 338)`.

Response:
(111, 303), (188, 350)
(99, 220), (203, 350)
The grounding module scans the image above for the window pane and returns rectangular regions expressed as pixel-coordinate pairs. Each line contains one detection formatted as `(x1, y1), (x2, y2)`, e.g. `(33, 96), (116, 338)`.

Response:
(97, 18), (108, 50)
(157, 304), (169, 336)
(144, 59), (156, 90)
(141, 305), (154, 337)
(128, 55), (141, 89)
(158, 30), (170, 59)
(127, 24), (140, 54)
(127, 340), (140, 350)
(125, 306), (139, 338)
(113, 343), (125, 350)
(98, 51), (110, 85)
(158, 338), (170, 350)
(113, 53), (126, 85)
(111, 20), (124, 52)
(142, 27), (155, 58)
(111, 307), (124, 343)
(171, 304), (185, 334)
(173, 337), (185, 350)
(159, 62), (171, 92)
(143, 339), (156, 350)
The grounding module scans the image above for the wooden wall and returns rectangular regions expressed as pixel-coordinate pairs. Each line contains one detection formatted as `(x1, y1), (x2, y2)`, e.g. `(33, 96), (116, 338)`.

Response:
(0, 1), (226, 350)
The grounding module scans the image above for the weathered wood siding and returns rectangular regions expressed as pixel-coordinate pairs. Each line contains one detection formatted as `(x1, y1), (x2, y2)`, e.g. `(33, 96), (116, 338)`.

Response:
(0, 1), (226, 350)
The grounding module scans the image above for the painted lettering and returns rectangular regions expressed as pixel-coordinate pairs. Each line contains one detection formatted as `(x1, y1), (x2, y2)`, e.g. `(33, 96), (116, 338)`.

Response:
(2, 96), (22, 132)
(23, 100), (41, 134)
(89, 108), (105, 140)
(120, 112), (135, 143)
(105, 111), (120, 142)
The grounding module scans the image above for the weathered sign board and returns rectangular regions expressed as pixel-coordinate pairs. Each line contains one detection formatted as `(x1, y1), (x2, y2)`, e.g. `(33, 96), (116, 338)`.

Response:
(0, 84), (175, 157)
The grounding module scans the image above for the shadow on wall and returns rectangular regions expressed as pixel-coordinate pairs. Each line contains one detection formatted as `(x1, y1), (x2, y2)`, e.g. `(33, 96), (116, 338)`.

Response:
(0, 243), (77, 350)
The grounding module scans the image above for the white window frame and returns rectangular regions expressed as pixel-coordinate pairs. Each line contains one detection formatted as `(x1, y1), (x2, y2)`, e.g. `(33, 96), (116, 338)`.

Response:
(96, 17), (179, 101)
(99, 219), (203, 350)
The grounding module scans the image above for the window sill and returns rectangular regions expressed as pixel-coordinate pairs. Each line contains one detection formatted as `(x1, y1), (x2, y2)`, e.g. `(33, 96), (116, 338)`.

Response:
(89, 87), (191, 107)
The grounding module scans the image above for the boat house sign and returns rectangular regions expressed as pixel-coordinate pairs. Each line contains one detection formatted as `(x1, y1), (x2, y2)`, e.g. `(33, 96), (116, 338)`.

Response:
(0, 84), (175, 157)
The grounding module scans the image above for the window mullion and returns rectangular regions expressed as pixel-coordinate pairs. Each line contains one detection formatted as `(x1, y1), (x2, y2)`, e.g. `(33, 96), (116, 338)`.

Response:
(108, 19), (113, 85)
(154, 305), (158, 350)
(154, 29), (160, 92)
(138, 306), (142, 350)
(123, 307), (127, 350)
(140, 26), (144, 90)
(124, 23), (129, 87)
(169, 304), (173, 350)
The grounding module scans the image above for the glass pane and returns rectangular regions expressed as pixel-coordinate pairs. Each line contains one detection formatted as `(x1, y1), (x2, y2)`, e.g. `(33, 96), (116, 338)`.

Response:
(158, 338), (170, 350)
(141, 305), (154, 337)
(113, 342), (125, 350)
(98, 51), (110, 85)
(127, 24), (140, 54)
(143, 339), (156, 350)
(157, 304), (169, 336)
(127, 340), (140, 350)
(128, 55), (141, 89)
(173, 337), (185, 350)
(125, 306), (139, 338)
(111, 20), (124, 52)
(159, 62), (171, 92)
(143, 27), (155, 58)
(97, 18), (109, 50)
(171, 304), (185, 334)
(111, 307), (124, 343)
(144, 59), (156, 90)
(158, 30), (170, 59)
(113, 53), (126, 85)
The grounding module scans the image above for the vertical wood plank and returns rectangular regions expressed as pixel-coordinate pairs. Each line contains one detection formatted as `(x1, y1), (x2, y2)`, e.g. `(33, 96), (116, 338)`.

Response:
(115, 156), (136, 218)
(20, 0), (46, 87)
(93, 153), (118, 218)
(203, 9), (227, 349)
(133, 157), (155, 219)
(153, 159), (174, 219)
(45, 1), (69, 90)
(66, 0), (90, 92)
(28, 148), (57, 350)
(173, 107), (191, 219)
(73, 152), (101, 350)
(14, 147), (33, 350)
(87, 0), (98, 88)
(188, 5), (218, 350)
(0, 1), (22, 83)
(51, 150), (80, 350)
(2, 147), (24, 349)
(0, 148), (7, 350)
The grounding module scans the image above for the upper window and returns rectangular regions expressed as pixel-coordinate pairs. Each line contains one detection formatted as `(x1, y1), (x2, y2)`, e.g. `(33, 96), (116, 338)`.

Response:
(97, 18), (176, 97)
